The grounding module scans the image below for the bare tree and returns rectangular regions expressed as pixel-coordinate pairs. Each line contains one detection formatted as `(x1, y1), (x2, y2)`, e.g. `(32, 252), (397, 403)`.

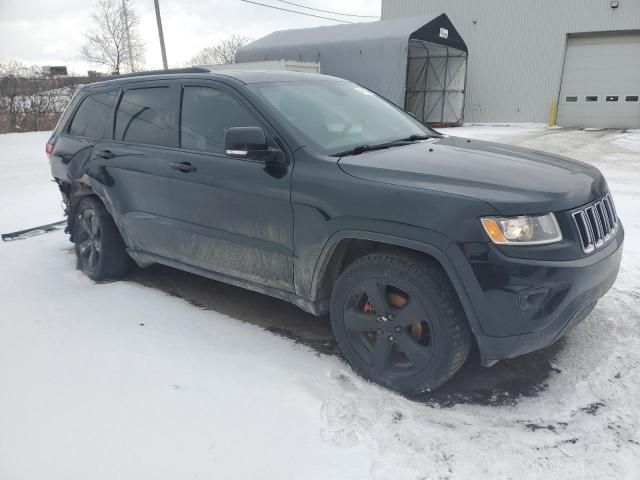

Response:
(189, 35), (251, 66)
(80, 0), (145, 74)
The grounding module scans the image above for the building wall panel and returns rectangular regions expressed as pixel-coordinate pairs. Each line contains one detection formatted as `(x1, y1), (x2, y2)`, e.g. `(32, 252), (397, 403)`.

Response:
(382, 0), (640, 122)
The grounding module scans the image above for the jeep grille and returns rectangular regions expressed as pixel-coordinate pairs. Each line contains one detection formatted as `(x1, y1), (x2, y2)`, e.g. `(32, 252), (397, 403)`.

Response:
(572, 193), (618, 254)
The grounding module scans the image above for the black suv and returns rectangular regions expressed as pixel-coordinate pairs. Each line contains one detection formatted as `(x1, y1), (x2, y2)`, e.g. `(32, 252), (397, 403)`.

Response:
(47, 69), (624, 394)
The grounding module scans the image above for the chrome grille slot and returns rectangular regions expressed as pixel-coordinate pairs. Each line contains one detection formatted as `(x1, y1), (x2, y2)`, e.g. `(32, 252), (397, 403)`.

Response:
(603, 196), (616, 225)
(573, 211), (593, 252)
(586, 206), (603, 246)
(596, 202), (609, 236)
(572, 193), (619, 254)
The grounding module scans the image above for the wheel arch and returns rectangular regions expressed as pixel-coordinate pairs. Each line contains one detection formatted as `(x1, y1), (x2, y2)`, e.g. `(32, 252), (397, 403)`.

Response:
(59, 180), (117, 243)
(310, 230), (483, 339)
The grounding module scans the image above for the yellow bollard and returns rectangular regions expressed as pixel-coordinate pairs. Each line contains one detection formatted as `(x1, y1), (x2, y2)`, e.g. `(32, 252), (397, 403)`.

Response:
(548, 100), (558, 127)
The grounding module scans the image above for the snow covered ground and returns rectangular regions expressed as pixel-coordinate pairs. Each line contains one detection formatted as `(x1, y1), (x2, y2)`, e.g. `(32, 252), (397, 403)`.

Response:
(0, 126), (638, 479)
(0, 132), (63, 232)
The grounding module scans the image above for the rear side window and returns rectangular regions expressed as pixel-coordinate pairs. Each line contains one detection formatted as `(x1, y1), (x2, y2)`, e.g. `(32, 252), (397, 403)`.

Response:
(115, 87), (173, 146)
(68, 91), (117, 138)
(180, 86), (262, 154)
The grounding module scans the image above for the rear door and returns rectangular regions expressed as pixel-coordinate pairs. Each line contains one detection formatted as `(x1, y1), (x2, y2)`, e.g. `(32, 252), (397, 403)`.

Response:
(90, 81), (180, 255)
(161, 81), (295, 291)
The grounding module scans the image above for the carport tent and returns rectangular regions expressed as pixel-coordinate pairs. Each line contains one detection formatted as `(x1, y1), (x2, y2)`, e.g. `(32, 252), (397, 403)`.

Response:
(236, 14), (468, 125)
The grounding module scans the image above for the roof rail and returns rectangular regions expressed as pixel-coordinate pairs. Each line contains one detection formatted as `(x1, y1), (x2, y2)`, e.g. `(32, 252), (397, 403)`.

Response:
(96, 67), (211, 82)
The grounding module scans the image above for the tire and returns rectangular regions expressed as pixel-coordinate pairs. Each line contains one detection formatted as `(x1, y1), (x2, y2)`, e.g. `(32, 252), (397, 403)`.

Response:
(330, 251), (472, 394)
(73, 196), (131, 281)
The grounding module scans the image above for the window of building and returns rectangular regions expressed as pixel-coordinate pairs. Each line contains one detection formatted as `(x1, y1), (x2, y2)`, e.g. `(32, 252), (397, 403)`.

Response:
(626, 96), (639, 102)
(606, 96), (619, 102)
(565, 96), (578, 102)
(585, 96), (598, 102)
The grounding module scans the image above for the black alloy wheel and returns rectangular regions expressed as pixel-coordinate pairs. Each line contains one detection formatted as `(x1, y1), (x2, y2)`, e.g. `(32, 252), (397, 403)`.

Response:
(343, 278), (434, 377)
(330, 252), (471, 394)
(76, 207), (102, 274)
(73, 196), (132, 281)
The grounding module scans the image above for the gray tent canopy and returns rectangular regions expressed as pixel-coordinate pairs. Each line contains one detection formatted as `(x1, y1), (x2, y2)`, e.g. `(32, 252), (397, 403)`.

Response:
(236, 14), (468, 125)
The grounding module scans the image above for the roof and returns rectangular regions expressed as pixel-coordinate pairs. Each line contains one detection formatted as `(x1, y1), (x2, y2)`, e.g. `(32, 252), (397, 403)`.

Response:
(83, 68), (334, 91)
(246, 16), (436, 48)
(203, 69), (338, 84)
(236, 14), (467, 61)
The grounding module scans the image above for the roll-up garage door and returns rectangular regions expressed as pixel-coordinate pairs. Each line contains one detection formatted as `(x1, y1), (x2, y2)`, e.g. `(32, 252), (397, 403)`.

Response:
(557, 32), (640, 129)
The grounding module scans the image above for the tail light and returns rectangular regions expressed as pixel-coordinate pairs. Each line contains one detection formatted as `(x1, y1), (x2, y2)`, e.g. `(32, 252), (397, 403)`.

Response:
(46, 142), (53, 160)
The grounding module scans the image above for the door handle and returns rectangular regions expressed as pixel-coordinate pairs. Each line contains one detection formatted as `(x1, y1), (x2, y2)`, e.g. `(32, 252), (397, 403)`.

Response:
(170, 161), (197, 173)
(95, 149), (116, 159)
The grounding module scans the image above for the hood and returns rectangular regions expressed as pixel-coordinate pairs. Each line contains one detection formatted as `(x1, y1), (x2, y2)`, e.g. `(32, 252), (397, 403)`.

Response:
(338, 136), (607, 215)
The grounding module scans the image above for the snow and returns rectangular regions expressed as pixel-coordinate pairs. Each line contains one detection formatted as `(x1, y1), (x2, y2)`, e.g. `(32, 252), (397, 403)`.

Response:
(0, 131), (63, 232)
(1, 126), (639, 479)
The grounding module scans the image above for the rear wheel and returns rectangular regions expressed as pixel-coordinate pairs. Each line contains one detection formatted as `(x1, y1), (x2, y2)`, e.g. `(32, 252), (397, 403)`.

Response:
(330, 252), (471, 394)
(73, 196), (131, 281)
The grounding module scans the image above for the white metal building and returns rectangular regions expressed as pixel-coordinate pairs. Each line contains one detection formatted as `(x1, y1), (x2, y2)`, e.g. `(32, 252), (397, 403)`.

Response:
(382, 0), (640, 128)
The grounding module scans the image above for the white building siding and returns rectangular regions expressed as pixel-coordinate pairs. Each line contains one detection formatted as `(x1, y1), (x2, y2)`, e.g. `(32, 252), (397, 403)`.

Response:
(382, 0), (640, 123)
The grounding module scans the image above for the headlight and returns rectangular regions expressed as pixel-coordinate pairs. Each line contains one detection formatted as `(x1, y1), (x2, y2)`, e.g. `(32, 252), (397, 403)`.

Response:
(481, 213), (562, 245)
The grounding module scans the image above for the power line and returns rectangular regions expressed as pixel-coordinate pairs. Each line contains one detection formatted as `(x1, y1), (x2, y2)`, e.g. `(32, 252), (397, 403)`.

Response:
(274, 0), (379, 18)
(238, 0), (353, 23)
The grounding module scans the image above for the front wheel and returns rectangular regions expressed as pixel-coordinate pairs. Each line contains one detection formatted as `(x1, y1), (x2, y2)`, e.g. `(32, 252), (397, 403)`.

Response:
(330, 252), (471, 394)
(73, 196), (131, 281)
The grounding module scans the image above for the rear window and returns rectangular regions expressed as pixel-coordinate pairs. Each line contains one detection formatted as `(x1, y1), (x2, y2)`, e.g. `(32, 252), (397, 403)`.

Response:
(115, 87), (173, 146)
(68, 91), (117, 138)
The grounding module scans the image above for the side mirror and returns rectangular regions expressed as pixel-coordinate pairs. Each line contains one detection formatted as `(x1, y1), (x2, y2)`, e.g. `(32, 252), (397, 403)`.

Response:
(224, 126), (285, 165)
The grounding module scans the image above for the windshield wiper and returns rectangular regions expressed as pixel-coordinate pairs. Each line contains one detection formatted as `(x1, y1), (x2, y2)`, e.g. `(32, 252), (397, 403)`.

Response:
(331, 143), (394, 157)
(391, 133), (440, 142)
(331, 134), (440, 157)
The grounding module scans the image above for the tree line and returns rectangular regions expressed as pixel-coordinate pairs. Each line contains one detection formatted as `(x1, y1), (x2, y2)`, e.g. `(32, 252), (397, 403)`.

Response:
(0, 62), (94, 134)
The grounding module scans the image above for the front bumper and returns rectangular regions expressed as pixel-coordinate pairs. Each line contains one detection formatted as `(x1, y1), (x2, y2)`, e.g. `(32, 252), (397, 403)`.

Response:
(448, 224), (624, 363)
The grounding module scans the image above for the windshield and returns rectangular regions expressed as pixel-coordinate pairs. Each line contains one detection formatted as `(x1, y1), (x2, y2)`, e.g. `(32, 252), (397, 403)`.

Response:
(249, 80), (434, 154)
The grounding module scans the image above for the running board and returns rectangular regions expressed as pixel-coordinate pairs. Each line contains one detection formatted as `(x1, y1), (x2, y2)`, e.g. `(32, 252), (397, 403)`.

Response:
(1, 220), (66, 241)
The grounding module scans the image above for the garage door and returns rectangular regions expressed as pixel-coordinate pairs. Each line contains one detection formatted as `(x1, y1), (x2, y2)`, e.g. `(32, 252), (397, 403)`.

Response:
(557, 32), (640, 129)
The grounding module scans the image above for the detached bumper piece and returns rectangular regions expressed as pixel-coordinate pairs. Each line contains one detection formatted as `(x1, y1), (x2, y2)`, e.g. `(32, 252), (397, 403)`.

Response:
(1, 220), (66, 241)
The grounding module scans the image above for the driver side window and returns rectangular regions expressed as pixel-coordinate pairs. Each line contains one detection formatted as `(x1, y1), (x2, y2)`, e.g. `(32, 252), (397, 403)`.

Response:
(180, 86), (261, 154)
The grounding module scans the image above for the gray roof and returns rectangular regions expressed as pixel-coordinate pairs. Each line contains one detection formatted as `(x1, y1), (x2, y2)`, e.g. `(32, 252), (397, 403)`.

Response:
(237, 16), (439, 53)
(236, 14), (466, 107)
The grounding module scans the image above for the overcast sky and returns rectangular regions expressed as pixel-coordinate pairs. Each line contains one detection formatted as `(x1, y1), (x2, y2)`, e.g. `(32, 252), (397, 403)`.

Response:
(0, 0), (380, 74)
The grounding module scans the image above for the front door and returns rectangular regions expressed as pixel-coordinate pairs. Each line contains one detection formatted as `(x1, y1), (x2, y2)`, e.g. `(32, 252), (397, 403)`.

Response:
(161, 82), (295, 292)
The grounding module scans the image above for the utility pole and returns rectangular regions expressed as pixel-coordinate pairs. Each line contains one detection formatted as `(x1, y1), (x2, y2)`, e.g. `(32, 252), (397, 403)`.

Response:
(154, 0), (168, 70)
(122, 0), (135, 72)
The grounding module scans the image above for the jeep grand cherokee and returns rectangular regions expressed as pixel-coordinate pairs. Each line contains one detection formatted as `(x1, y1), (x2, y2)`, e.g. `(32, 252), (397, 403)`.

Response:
(47, 68), (624, 393)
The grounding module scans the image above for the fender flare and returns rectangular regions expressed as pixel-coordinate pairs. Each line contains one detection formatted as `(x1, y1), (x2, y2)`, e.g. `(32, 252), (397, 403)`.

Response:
(310, 229), (484, 339)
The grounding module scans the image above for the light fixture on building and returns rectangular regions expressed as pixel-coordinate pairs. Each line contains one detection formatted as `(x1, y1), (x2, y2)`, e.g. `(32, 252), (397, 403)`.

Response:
(610, 1), (619, 8)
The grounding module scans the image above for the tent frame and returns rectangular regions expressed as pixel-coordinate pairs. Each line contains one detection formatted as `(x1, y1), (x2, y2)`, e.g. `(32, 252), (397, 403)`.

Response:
(404, 39), (468, 126)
